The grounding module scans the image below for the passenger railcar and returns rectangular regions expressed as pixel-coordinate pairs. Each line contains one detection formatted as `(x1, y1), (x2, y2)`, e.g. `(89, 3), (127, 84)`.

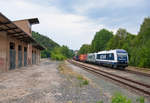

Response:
(95, 49), (128, 69)
(87, 53), (96, 63)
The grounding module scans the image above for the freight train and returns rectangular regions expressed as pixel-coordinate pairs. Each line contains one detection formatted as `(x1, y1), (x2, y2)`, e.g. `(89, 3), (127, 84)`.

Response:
(73, 49), (129, 69)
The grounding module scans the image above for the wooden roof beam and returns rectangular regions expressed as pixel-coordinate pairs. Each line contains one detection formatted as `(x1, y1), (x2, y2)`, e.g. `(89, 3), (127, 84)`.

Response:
(7, 31), (23, 35)
(0, 27), (18, 31)
(0, 21), (11, 26)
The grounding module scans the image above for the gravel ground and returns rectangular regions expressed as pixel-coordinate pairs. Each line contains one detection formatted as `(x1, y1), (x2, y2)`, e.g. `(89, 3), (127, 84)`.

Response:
(54, 62), (109, 103)
(0, 59), (109, 103)
(66, 61), (150, 103)
(0, 59), (149, 103)
(0, 59), (61, 103)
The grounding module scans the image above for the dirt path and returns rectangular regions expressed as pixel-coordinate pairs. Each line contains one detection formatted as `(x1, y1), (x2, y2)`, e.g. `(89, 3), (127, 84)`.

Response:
(0, 59), (62, 103)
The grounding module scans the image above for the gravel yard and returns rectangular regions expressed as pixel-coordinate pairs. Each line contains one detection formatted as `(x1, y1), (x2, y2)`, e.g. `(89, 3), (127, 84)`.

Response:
(0, 59), (109, 103)
(0, 59), (149, 103)
(0, 59), (61, 103)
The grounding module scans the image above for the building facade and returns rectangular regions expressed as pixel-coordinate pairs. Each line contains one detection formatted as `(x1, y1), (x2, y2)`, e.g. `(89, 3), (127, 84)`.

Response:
(0, 13), (44, 72)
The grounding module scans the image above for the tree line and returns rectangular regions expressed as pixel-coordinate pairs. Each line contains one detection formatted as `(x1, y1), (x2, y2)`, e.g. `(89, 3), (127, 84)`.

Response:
(78, 17), (150, 68)
(32, 31), (74, 60)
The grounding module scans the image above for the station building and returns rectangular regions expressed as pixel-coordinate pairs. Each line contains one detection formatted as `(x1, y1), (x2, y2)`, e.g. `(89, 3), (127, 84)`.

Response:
(0, 13), (44, 72)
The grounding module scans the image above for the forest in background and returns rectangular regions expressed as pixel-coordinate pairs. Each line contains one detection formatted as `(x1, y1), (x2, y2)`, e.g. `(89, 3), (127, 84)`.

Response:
(78, 17), (150, 68)
(32, 31), (74, 60)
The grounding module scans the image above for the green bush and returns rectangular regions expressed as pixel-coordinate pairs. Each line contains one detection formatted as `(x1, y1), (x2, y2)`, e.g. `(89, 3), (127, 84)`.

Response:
(50, 46), (74, 61)
(51, 52), (66, 61)
(111, 93), (132, 103)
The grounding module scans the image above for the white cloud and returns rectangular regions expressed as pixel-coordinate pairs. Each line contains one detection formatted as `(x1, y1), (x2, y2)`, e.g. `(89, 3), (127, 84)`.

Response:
(73, 0), (145, 14)
(0, 0), (147, 50)
(0, 0), (104, 49)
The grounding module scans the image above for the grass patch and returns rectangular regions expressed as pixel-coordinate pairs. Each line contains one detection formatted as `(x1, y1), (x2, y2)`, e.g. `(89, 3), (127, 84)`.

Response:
(111, 93), (145, 103)
(77, 75), (89, 87)
(58, 62), (89, 87)
(112, 93), (132, 103)
(136, 97), (145, 103)
(67, 101), (72, 103)
(96, 101), (103, 103)
(97, 93), (145, 103)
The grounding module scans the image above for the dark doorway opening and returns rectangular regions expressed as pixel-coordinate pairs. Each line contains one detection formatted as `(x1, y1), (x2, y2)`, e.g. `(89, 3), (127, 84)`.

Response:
(24, 47), (27, 66)
(9, 42), (16, 70)
(32, 51), (36, 64)
(18, 45), (22, 67)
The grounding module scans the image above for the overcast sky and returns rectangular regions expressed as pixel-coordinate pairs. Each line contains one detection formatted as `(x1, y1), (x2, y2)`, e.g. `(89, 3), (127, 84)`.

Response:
(0, 0), (150, 50)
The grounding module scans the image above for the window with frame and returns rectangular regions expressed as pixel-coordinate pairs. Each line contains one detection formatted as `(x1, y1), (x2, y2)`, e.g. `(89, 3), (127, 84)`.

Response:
(97, 54), (100, 59)
(108, 53), (114, 60)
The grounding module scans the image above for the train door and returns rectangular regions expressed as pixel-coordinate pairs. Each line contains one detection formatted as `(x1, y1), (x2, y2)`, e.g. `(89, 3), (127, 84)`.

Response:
(9, 42), (16, 70)
(18, 45), (22, 67)
(24, 47), (27, 66)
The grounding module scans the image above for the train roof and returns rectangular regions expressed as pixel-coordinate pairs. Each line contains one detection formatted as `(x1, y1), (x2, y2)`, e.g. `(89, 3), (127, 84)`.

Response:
(115, 49), (127, 53)
(87, 53), (97, 55)
(97, 49), (127, 54)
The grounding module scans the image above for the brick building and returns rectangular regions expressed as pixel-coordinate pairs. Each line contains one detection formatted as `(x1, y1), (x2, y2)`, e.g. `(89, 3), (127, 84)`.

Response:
(0, 13), (44, 72)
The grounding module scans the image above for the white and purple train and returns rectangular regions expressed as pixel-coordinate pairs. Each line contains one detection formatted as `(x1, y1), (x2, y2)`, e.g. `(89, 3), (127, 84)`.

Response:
(74, 49), (129, 69)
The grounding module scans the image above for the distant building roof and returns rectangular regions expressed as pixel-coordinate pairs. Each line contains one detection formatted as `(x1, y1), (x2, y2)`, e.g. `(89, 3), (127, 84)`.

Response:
(13, 18), (39, 25)
(28, 18), (39, 25)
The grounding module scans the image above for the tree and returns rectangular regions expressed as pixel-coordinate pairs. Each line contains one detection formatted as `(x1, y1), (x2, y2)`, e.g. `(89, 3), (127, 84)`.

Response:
(60, 45), (74, 58)
(32, 31), (60, 58)
(116, 28), (127, 39)
(78, 44), (91, 55)
(91, 29), (113, 52)
(51, 45), (74, 60)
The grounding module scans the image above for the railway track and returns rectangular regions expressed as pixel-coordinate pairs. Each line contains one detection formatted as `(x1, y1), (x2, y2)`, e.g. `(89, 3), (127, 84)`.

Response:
(68, 59), (150, 97)
(125, 69), (150, 77)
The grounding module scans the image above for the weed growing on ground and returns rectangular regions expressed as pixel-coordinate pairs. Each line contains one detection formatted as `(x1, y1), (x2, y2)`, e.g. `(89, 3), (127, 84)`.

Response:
(96, 101), (103, 103)
(111, 93), (132, 103)
(136, 97), (145, 103)
(111, 93), (145, 103)
(82, 79), (89, 85)
(58, 63), (89, 87)
(77, 75), (89, 87)
(67, 101), (72, 103)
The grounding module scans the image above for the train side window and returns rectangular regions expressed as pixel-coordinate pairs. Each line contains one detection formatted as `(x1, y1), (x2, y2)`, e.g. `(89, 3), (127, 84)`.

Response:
(96, 54), (100, 59)
(106, 54), (109, 60)
(100, 54), (103, 60)
(102, 54), (106, 60)
(108, 53), (114, 60)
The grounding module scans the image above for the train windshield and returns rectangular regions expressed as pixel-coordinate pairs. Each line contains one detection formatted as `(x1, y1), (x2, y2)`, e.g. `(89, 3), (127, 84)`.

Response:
(117, 53), (128, 61)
